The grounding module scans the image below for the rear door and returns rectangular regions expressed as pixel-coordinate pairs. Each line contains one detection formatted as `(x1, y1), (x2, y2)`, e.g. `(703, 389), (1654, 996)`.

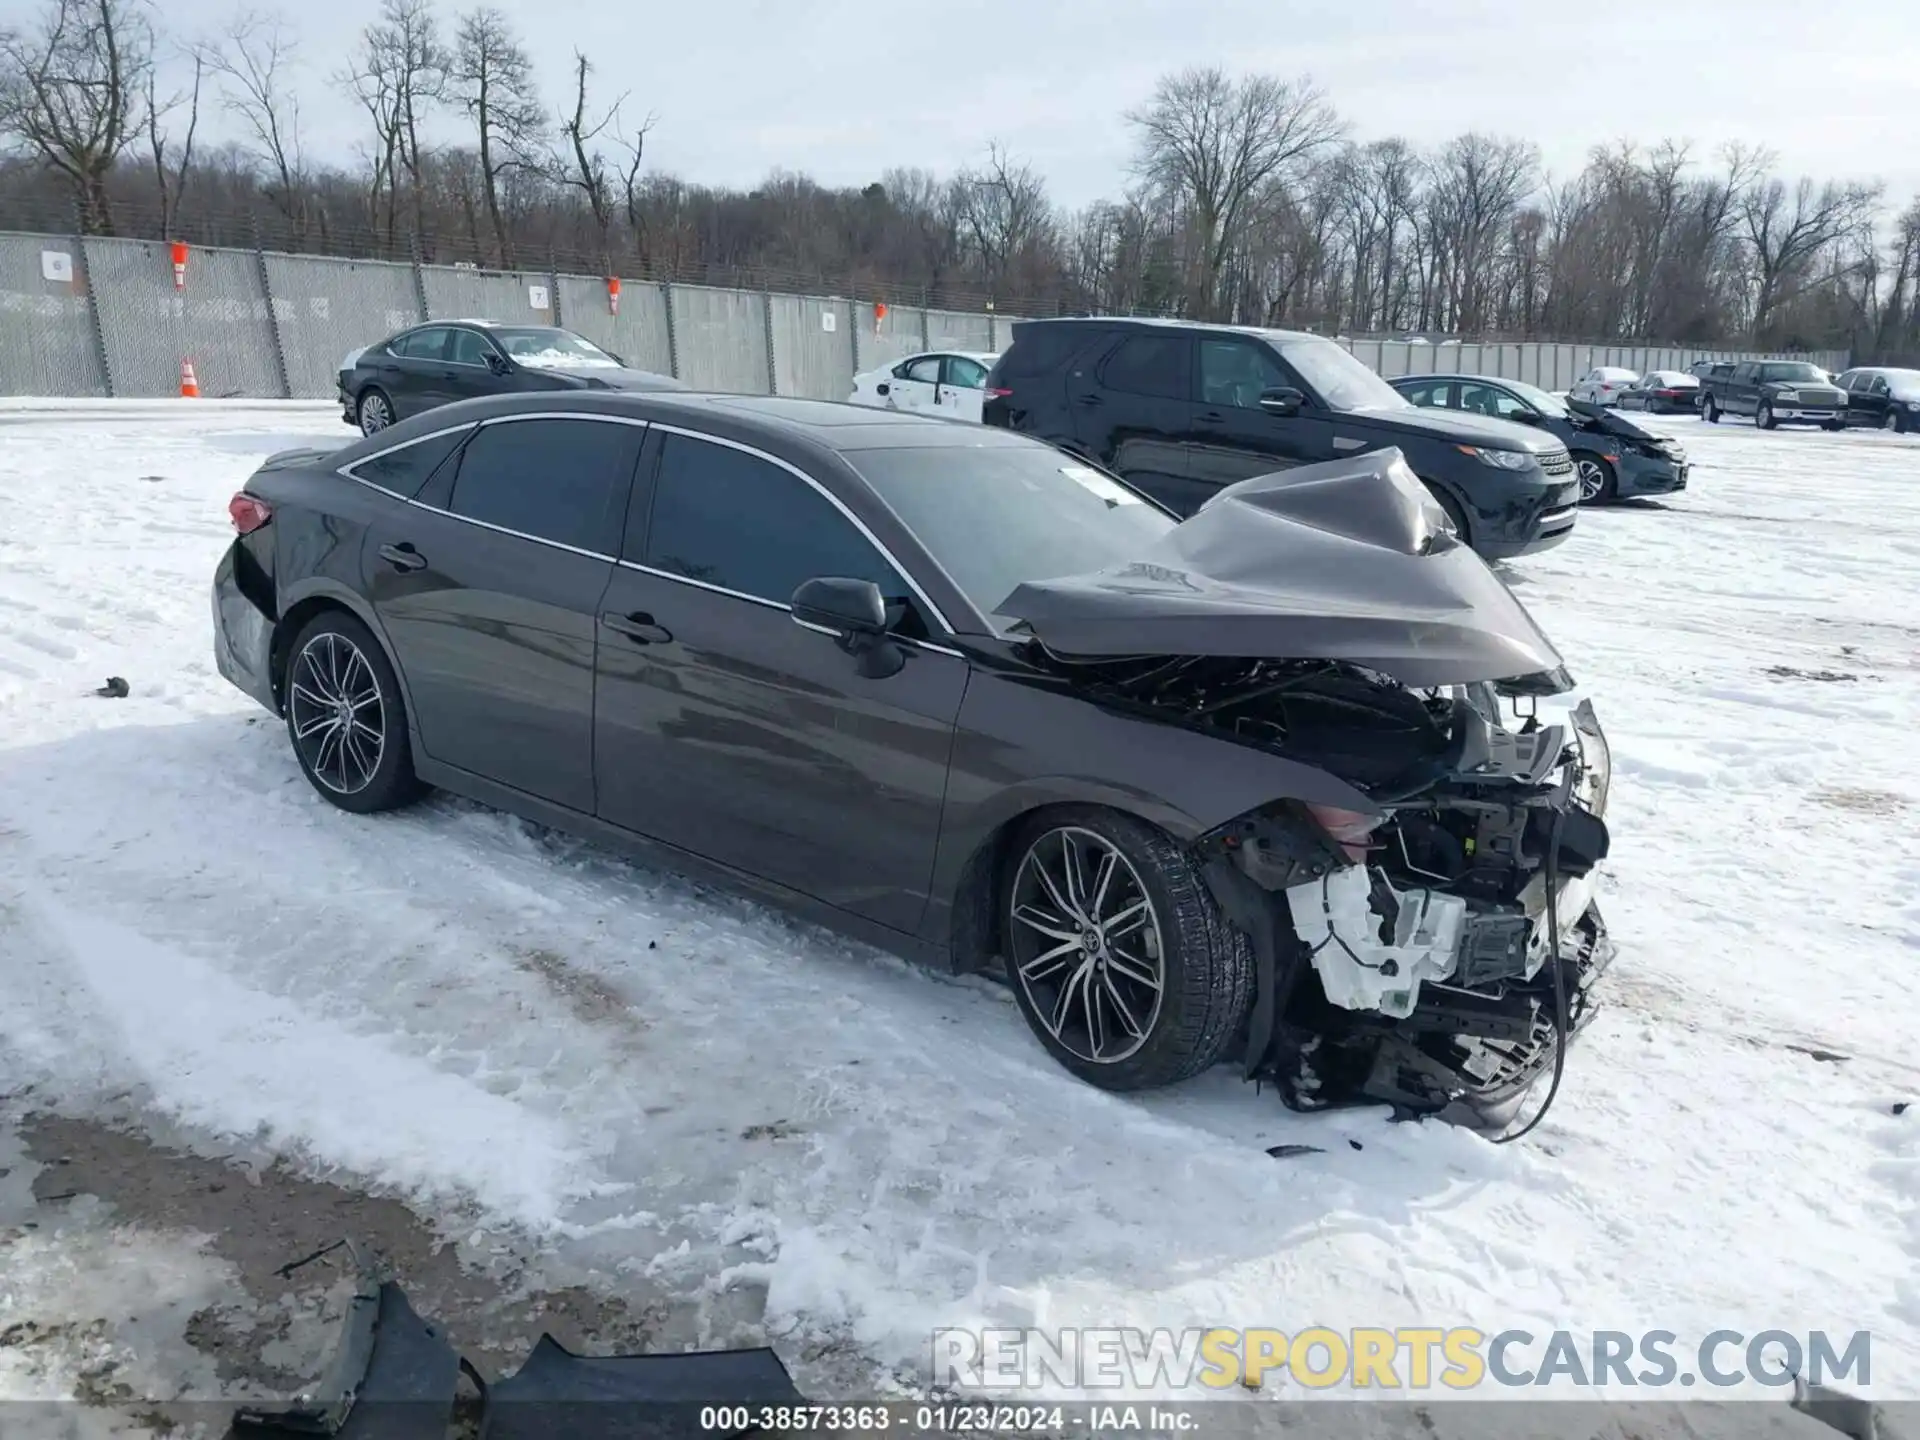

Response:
(1185, 335), (1332, 489)
(362, 413), (642, 813)
(891, 356), (944, 414)
(1726, 363), (1758, 414)
(593, 428), (968, 934)
(1070, 330), (1198, 512)
(377, 327), (456, 417)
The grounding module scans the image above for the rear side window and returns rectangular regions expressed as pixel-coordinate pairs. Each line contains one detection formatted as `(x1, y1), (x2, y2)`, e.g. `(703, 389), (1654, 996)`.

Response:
(1099, 334), (1190, 400)
(446, 417), (638, 553)
(1397, 380), (1448, 407)
(996, 324), (1103, 379)
(391, 328), (449, 360)
(641, 433), (914, 618)
(346, 427), (469, 499)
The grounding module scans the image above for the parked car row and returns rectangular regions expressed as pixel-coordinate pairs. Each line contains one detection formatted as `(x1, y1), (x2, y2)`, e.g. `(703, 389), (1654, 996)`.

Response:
(1570, 357), (1915, 434)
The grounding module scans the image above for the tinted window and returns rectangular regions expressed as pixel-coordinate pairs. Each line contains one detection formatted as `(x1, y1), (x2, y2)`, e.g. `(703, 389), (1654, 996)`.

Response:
(643, 434), (910, 612)
(348, 427), (469, 499)
(946, 356), (989, 388)
(1456, 381), (1532, 420)
(1199, 340), (1290, 407)
(998, 324), (1101, 378)
(447, 418), (635, 552)
(1099, 334), (1190, 399)
(849, 442), (1176, 626)
(392, 328), (449, 360)
(1397, 380), (1448, 407)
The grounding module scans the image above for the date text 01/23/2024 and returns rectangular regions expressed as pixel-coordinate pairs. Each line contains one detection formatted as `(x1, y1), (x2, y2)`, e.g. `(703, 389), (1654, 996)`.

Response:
(698, 1405), (1198, 1432)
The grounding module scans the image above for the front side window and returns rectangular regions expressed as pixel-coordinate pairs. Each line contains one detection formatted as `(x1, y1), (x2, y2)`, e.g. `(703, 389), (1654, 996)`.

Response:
(1199, 340), (1291, 408)
(446, 418), (636, 552)
(848, 440), (1177, 626)
(1099, 334), (1190, 400)
(1275, 338), (1410, 412)
(946, 356), (989, 388)
(1456, 382), (1532, 420)
(448, 329), (500, 367)
(348, 426), (470, 499)
(643, 435), (917, 624)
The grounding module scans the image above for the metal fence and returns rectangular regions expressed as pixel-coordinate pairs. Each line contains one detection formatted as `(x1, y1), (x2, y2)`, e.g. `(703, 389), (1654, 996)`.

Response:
(0, 229), (1851, 401)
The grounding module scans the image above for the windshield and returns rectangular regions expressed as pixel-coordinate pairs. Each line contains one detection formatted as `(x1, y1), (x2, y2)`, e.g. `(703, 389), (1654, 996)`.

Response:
(848, 442), (1176, 626)
(492, 328), (621, 368)
(1276, 338), (1411, 412)
(1758, 363), (1828, 383)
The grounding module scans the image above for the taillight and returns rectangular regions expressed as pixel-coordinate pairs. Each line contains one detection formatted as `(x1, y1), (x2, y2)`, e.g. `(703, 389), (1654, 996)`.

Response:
(1305, 803), (1383, 863)
(986, 386), (1013, 399)
(229, 493), (273, 534)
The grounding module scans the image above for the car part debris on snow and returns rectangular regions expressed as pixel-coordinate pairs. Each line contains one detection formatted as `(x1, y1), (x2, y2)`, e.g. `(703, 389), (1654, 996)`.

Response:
(94, 676), (129, 698)
(227, 1238), (804, 1439)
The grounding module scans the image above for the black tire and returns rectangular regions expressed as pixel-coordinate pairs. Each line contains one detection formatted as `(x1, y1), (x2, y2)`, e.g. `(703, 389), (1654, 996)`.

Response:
(284, 609), (424, 814)
(357, 387), (396, 436)
(1704, 397), (1721, 424)
(1000, 806), (1253, 1092)
(1757, 400), (1777, 430)
(1573, 452), (1616, 505)
(1822, 420), (1845, 432)
(1887, 412), (1908, 435)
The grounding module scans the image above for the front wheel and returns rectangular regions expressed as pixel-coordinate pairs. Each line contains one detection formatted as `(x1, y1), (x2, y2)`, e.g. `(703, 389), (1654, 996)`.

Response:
(284, 610), (424, 814)
(1574, 453), (1616, 505)
(357, 387), (395, 435)
(1884, 411), (1906, 434)
(1001, 809), (1252, 1091)
(1757, 401), (1777, 430)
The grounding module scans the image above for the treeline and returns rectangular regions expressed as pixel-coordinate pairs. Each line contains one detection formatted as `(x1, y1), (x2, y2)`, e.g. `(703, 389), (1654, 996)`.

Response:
(4, 0), (1918, 359)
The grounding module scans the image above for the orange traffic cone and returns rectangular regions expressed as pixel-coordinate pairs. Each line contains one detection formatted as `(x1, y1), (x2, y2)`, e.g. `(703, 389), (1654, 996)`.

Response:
(179, 359), (199, 397)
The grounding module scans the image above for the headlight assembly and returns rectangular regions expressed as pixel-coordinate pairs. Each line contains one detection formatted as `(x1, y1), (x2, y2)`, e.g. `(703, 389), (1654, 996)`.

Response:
(1454, 445), (1537, 471)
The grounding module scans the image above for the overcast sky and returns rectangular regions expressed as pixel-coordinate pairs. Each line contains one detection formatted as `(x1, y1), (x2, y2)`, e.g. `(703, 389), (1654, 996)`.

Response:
(154, 0), (1920, 210)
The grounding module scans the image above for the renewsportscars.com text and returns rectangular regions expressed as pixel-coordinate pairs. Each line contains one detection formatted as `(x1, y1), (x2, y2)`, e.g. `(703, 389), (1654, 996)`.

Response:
(931, 1326), (1873, 1393)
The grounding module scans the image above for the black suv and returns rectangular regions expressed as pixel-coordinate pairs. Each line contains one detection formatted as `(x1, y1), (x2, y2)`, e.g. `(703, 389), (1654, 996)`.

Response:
(982, 318), (1579, 560)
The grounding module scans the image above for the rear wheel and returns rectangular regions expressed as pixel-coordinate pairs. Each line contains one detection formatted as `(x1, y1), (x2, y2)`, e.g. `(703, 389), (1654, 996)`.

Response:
(284, 610), (424, 814)
(1704, 397), (1721, 423)
(1001, 808), (1252, 1091)
(1574, 453), (1616, 505)
(357, 387), (395, 435)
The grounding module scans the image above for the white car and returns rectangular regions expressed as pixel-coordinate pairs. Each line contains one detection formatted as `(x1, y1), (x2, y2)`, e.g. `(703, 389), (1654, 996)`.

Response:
(850, 351), (999, 423)
(1569, 366), (1641, 406)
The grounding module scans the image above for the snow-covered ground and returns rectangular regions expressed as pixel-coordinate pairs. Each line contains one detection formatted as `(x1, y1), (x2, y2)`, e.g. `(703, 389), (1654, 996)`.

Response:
(1, 402), (1916, 1411)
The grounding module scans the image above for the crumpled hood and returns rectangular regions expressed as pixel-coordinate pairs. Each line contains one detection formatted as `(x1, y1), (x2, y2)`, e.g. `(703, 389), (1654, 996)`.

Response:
(997, 449), (1567, 689)
(1565, 398), (1658, 440)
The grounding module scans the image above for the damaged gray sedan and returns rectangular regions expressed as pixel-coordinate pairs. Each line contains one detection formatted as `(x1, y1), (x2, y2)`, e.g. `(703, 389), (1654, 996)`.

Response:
(212, 392), (1613, 1134)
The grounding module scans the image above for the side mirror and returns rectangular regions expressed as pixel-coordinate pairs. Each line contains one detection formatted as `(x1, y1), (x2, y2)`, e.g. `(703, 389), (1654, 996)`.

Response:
(1508, 410), (1543, 425)
(791, 577), (902, 679)
(1257, 386), (1305, 416)
(485, 352), (511, 376)
(607, 352), (627, 367)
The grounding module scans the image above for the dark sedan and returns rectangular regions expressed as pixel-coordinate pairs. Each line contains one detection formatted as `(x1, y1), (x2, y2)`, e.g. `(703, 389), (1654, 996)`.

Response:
(212, 392), (1615, 1130)
(1835, 366), (1920, 432)
(338, 320), (683, 434)
(1392, 373), (1689, 504)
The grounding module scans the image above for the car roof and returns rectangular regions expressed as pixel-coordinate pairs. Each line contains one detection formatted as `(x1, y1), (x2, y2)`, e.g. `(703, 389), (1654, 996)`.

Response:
(1013, 315), (1324, 345)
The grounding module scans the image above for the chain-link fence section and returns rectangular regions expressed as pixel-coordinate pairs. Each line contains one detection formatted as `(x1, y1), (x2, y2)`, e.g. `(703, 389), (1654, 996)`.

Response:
(0, 229), (1850, 401)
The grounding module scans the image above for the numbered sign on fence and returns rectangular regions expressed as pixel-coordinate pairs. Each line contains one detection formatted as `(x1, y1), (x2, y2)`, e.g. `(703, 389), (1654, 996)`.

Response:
(41, 250), (72, 284)
(528, 284), (550, 311)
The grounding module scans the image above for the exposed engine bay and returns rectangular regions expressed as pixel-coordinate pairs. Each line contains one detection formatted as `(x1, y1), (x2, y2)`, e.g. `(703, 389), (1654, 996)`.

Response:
(1037, 646), (1616, 1135)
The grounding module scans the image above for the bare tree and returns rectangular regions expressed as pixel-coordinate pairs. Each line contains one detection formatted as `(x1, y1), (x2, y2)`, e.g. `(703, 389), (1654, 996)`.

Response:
(1740, 169), (1882, 337)
(953, 142), (1052, 295)
(208, 10), (307, 230)
(1421, 133), (1537, 331)
(145, 39), (203, 236)
(343, 0), (444, 245)
(1126, 66), (1343, 318)
(557, 50), (649, 263)
(450, 6), (544, 264)
(0, 0), (153, 231)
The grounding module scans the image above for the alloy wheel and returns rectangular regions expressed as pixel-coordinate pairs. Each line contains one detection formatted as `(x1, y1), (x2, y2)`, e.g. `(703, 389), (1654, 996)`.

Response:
(1886, 412), (1901, 432)
(1576, 459), (1608, 502)
(1008, 826), (1166, 1065)
(288, 631), (387, 795)
(359, 392), (392, 434)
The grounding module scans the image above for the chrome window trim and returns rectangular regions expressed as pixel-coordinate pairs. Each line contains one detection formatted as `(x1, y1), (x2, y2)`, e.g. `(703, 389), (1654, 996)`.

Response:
(336, 421), (481, 490)
(337, 412), (966, 659)
(646, 421), (957, 636)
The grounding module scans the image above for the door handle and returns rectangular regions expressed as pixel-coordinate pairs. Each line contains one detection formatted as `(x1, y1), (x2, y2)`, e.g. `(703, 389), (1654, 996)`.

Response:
(1196, 410), (1226, 424)
(601, 611), (673, 645)
(378, 542), (427, 572)
(1074, 393), (1104, 407)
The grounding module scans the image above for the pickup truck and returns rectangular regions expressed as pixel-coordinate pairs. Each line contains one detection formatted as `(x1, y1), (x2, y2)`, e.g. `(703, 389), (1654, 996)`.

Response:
(1702, 360), (1848, 429)
(1693, 362), (1734, 412)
